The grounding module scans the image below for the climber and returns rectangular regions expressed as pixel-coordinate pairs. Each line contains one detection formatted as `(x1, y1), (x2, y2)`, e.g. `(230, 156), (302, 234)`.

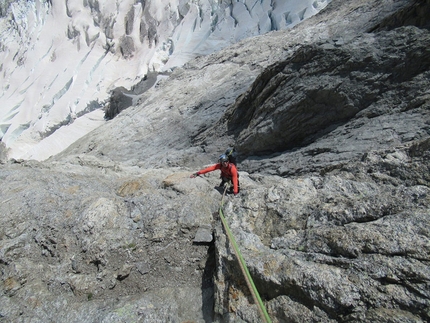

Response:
(190, 154), (240, 195)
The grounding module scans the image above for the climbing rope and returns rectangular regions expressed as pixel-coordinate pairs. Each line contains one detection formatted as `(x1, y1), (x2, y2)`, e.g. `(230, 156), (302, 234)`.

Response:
(219, 186), (272, 323)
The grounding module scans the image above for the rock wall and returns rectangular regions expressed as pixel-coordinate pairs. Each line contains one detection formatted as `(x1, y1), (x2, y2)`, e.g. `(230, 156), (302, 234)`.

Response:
(0, 161), (219, 322)
(214, 140), (430, 322)
(220, 27), (430, 157)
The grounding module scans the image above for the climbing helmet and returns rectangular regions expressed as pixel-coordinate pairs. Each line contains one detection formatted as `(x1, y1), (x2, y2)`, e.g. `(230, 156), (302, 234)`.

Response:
(219, 154), (229, 163)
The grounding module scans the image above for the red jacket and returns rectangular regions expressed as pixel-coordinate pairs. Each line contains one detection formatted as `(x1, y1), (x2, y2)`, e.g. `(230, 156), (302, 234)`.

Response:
(197, 162), (239, 194)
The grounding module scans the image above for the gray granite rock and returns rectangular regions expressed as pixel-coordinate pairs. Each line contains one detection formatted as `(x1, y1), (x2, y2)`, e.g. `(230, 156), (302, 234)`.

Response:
(194, 226), (213, 244)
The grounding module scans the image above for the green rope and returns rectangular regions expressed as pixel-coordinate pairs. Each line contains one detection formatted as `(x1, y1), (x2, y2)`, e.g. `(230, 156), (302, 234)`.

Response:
(219, 187), (272, 323)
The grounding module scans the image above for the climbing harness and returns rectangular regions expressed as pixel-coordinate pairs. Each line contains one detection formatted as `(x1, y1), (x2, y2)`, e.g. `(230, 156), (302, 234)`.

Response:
(218, 186), (272, 323)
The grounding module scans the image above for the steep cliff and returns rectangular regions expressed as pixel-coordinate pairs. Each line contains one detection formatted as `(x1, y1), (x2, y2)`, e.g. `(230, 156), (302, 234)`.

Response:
(0, 0), (429, 322)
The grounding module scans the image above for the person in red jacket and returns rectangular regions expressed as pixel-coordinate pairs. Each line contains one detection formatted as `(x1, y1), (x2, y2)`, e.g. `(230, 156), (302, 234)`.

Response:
(191, 154), (239, 195)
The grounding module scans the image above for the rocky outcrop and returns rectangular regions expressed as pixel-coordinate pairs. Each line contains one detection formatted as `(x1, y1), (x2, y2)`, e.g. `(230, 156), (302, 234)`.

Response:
(1, 0), (429, 322)
(0, 160), (219, 322)
(213, 140), (430, 322)
(217, 27), (430, 158)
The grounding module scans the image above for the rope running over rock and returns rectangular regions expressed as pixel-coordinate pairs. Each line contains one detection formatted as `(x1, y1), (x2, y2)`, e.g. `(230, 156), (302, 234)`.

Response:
(219, 186), (272, 323)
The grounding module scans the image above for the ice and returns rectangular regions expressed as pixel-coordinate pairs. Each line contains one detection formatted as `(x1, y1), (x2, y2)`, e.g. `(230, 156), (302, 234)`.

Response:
(18, 109), (106, 161)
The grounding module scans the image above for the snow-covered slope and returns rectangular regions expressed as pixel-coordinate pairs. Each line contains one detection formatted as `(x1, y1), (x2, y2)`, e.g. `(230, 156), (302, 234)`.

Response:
(0, 0), (330, 160)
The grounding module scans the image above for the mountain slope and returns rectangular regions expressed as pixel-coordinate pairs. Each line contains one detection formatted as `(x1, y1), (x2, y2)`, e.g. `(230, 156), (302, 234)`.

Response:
(0, 0), (331, 161)
(0, 0), (429, 322)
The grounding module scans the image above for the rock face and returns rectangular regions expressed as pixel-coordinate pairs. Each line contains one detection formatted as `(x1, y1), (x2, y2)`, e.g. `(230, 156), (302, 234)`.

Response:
(1, 0), (430, 322)
(222, 27), (429, 156)
(0, 161), (218, 322)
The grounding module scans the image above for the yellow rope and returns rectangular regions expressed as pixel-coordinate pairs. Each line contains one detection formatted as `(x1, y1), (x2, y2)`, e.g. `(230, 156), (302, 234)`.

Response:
(219, 186), (272, 323)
